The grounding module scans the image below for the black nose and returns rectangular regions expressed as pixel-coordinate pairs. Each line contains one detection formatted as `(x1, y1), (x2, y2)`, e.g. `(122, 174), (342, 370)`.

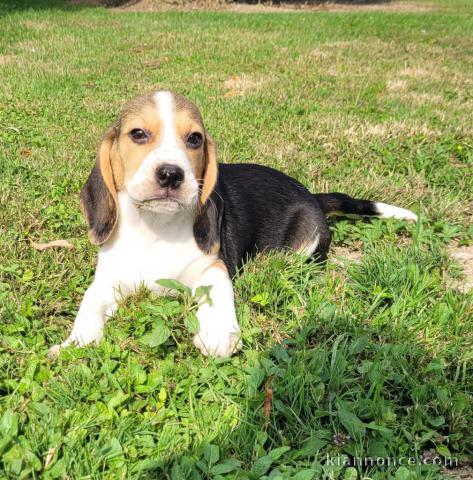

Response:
(156, 164), (185, 189)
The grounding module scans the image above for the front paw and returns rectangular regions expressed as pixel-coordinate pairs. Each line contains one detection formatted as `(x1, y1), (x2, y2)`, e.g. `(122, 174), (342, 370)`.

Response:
(193, 310), (241, 357)
(48, 322), (104, 358)
(193, 328), (241, 357)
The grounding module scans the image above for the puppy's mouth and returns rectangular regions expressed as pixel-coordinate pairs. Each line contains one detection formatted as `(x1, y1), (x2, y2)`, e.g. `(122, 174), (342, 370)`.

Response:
(138, 195), (180, 206)
(128, 181), (199, 213)
(134, 191), (194, 213)
(141, 195), (181, 204)
(137, 188), (179, 203)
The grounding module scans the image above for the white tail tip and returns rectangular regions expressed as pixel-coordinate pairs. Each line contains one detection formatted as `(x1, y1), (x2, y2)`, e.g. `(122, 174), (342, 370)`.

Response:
(375, 202), (418, 222)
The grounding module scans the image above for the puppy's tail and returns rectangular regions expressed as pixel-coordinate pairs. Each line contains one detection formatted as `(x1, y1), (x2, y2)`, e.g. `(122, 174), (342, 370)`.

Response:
(313, 193), (417, 222)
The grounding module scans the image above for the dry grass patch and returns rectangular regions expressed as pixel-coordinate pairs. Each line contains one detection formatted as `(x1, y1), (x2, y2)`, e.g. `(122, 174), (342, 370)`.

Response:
(449, 243), (473, 294)
(0, 55), (16, 66)
(20, 20), (54, 31)
(443, 465), (473, 479)
(227, 2), (434, 13)
(386, 78), (408, 93)
(385, 60), (472, 106)
(344, 119), (441, 142)
(223, 74), (269, 98)
(399, 65), (435, 80)
(384, 89), (446, 108)
(404, 91), (444, 106)
(332, 246), (362, 265)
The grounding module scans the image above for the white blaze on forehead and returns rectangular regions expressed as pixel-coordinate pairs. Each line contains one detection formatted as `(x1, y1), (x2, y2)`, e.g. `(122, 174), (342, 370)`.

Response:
(154, 91), (178, 148)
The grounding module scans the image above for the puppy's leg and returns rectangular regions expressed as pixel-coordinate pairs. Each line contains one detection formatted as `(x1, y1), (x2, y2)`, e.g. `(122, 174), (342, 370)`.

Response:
(192, 260), (241, 357)
(49, 279), (119, 356)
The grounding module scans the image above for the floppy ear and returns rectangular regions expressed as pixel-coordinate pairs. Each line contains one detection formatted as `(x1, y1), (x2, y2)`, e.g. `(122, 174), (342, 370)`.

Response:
(200, 134), (218, 205)
(80, 127), (122, 246)
(194, 184), (223, 257)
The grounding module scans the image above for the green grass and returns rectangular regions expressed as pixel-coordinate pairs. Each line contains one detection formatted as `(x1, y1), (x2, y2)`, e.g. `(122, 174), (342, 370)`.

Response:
(1, 0), (472, 478)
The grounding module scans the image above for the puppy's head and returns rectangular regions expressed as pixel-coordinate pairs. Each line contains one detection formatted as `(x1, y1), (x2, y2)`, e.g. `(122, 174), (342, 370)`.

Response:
(80, 91), (218, 245)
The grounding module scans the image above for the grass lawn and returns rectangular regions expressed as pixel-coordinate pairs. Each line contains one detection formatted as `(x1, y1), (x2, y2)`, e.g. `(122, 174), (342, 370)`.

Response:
(1, 0), (472, 478)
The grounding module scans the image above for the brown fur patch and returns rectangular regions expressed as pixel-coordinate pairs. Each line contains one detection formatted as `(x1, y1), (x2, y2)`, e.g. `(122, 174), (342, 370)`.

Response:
(116, 92), (156, 131)
(168, 92), (218, 204)
(172, 92), (207, 180)
(172, 92), (203, 124)
(201, 135), (218, 205)
(98, 128), (120, 200)
(116, 94), (162, 182)
(210, 258), (227, 273)
(121, 117), (160, 180)
(80, 128), (120, 245)
(208, 241), (220, 256)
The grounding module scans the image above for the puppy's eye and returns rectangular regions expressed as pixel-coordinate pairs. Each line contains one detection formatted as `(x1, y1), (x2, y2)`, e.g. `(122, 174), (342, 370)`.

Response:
(129, 128), (149, 144)
(186, 132), (203, 149)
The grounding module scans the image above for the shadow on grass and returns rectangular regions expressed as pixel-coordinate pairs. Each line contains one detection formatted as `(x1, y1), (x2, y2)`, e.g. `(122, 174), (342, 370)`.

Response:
(144, 333), (467, 478)
(0, 0), (392, 13)
(0, 0), (91, 13)
(138, 279), (470, 476)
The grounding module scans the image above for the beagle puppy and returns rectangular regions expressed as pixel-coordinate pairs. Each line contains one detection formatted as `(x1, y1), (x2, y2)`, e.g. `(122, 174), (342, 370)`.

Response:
(50, 91), (417, 357)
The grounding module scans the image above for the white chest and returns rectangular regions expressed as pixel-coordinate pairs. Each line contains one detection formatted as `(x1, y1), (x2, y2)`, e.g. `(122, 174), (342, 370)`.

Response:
(94, 193), (213, 293)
